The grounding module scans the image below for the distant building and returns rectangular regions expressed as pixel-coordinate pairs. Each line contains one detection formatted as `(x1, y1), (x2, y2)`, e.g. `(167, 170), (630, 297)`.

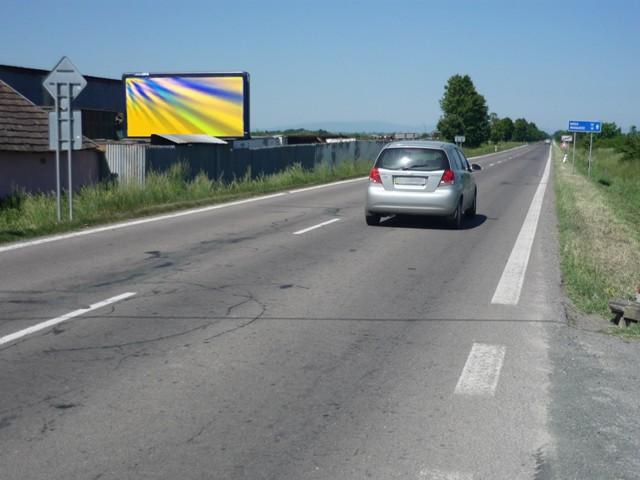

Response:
(0, 79), (102, 198)
(393, 132), (420, 140)
(0, 64), (123, 140)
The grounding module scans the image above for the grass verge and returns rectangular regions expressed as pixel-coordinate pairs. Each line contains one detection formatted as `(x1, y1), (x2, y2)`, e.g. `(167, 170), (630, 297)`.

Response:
(553, 144), (640, 337)
(463, 141), (525, 157)
(0, 160), (371, 245)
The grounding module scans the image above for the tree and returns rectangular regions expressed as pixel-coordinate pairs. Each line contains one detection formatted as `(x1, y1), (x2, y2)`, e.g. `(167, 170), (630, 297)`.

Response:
(499, 117), (514, 142)
(437, 114), (465, 143)
(512, 118), (529, 142)
(437, 74), (490, 147)
(600, 122), (622, 139)
(489, 112), (503, 143)
(617, 127), (640, 162)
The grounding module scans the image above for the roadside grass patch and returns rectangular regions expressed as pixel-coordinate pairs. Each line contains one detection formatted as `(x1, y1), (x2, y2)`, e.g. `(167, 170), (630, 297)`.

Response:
(553, 144), (640, 336)
(0, 160), (371, 244)
(610, 322), (640, 340)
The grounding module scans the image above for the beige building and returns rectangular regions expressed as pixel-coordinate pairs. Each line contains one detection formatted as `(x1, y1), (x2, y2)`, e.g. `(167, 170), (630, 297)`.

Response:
(0, 79), (101, 198)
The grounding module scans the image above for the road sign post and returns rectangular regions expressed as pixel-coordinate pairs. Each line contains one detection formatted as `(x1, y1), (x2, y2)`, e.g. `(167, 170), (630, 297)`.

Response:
(568, 120), (601, 177)
(454, 135), (465, 148)
(43, 57), (86, 221)
(572, 132), (576, 174)
(588, 133), (594, 177)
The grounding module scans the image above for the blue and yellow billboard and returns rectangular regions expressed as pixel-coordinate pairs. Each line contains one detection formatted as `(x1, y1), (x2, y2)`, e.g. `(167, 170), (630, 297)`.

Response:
(124, 72), (250, 138)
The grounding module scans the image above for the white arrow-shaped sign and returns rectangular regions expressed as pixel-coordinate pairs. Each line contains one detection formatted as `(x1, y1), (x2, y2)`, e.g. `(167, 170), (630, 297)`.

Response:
(43, 56), (87, 101)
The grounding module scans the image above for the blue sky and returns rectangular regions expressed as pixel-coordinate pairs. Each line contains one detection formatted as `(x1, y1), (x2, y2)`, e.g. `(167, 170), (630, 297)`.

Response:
(2, 0), (639, 132)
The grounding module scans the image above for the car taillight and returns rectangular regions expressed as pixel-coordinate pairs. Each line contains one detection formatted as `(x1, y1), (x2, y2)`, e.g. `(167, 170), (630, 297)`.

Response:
(369, 167), (382, 183)
(439, 169), (455, 186)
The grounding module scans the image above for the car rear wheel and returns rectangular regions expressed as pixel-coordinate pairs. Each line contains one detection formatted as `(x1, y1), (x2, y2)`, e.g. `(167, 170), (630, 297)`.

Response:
(448, 199), (463, 229)
(465, 191), (477, 218)
(365, 213), (381, 226)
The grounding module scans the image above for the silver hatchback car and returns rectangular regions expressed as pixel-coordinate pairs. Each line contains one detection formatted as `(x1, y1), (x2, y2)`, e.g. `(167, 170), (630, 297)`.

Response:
(365, 141), (481, 228)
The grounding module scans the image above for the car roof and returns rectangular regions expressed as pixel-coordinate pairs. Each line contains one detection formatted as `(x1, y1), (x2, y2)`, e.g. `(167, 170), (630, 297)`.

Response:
(383, 140), (453, 150)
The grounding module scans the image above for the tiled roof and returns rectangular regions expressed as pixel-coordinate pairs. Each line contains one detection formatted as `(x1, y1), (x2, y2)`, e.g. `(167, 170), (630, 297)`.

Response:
(0, 79), (50, 152)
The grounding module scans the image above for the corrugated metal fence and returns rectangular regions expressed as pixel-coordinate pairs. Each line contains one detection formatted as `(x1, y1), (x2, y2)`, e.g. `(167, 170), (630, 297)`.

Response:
(105, 144), (177, 184)
(105, 141), (387, 185)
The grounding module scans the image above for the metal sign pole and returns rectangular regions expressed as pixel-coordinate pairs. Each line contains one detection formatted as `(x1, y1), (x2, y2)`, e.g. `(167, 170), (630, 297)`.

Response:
(54, 89), (61, 222)
(571, 132), (576, 174)
(43, 56), (86, 223)
(67, 83), (73, 220)
(588, 132), (593, 177)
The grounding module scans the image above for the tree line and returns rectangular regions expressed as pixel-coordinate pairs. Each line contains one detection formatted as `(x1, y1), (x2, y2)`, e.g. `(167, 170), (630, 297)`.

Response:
(437, 74), (548, 147)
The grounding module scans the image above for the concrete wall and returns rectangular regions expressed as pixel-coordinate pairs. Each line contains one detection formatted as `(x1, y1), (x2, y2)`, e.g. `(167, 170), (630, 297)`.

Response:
(0, 150), (102, 198)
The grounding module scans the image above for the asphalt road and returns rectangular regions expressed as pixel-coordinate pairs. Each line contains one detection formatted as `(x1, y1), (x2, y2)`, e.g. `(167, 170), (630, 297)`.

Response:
(0, 143), (626, 480)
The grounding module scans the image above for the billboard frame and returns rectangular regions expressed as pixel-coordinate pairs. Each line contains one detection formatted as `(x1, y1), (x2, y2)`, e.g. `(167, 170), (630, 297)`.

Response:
(122, 71), (251, 140)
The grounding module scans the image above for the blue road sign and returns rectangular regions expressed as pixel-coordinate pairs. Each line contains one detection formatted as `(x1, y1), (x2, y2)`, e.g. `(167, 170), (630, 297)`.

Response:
(568, 120), (602, 133)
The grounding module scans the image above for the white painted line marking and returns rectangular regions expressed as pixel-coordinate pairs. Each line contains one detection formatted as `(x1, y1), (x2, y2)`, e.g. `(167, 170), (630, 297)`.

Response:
(0, 193), (285, 254)
(287, 176), (367, 194)
(488, 163), (495, 167)
(419, 469), (473, 480)
(491, 146), (551, 305)
(293, 218), (340, 235)
(0, 177), (369, 255)
(467, 143), (528, 161)
(0, 292), (136, 346)
(454, 343), (506, 396)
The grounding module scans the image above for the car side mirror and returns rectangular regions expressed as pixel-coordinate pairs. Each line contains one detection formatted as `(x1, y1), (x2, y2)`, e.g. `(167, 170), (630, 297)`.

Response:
(471, 163), (482, 171)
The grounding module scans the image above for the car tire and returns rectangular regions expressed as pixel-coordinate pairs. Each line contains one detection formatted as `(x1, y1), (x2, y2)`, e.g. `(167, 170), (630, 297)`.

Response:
(365, 213), (380, 226)
(465, 191), (477, 218)
(448, 199), (463, 230)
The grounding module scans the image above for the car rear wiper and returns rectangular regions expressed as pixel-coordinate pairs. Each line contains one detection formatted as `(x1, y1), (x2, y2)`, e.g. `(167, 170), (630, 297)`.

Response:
(402, 164), (432, 170)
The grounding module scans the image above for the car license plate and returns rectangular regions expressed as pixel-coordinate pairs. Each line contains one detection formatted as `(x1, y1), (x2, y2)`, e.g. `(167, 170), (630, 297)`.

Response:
(394, 176), (426, 186)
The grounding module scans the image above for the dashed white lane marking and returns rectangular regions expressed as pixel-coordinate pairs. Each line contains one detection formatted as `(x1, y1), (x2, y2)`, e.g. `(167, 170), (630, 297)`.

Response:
(419, 469), (473, 480)
(491, 146), (551, 305)
(0, 292), (136, 346)
(293, 218), (340, 235)
(454, 343), (506, 396)
(0, 177), (369, 255)
(488, 163), (495, 167)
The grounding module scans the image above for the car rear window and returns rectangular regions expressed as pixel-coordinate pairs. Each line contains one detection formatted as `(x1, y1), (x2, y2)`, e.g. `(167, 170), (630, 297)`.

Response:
(375, 148), (449, 171)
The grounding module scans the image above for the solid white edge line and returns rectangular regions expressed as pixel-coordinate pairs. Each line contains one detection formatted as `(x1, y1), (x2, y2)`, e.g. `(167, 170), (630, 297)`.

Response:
(0, 193), (285, 254)
(0, 292), (136, 346)
(293, 218), (341, 235)
(467, 143), (528, 161)
(287, 176), (367, 194)
(491, 146), (551, 305)
(454, 343), (506, 396)
(0, 177), (370, 255)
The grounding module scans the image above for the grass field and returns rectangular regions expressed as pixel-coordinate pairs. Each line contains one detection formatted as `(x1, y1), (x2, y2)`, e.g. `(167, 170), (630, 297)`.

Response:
(553, 143), (640, 332)
(0, 160), (371, 245)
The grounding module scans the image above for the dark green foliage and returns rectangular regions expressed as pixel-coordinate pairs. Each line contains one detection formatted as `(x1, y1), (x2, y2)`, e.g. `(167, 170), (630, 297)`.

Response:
(616, 129), (640, 162)
(512, 118), (529, 141)
(499, 117), (514, 142)
(437, 74), (490, 147)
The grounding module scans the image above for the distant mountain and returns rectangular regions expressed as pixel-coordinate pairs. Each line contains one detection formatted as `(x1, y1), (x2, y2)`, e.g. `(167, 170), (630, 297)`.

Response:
(262, 120), (435, 134)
